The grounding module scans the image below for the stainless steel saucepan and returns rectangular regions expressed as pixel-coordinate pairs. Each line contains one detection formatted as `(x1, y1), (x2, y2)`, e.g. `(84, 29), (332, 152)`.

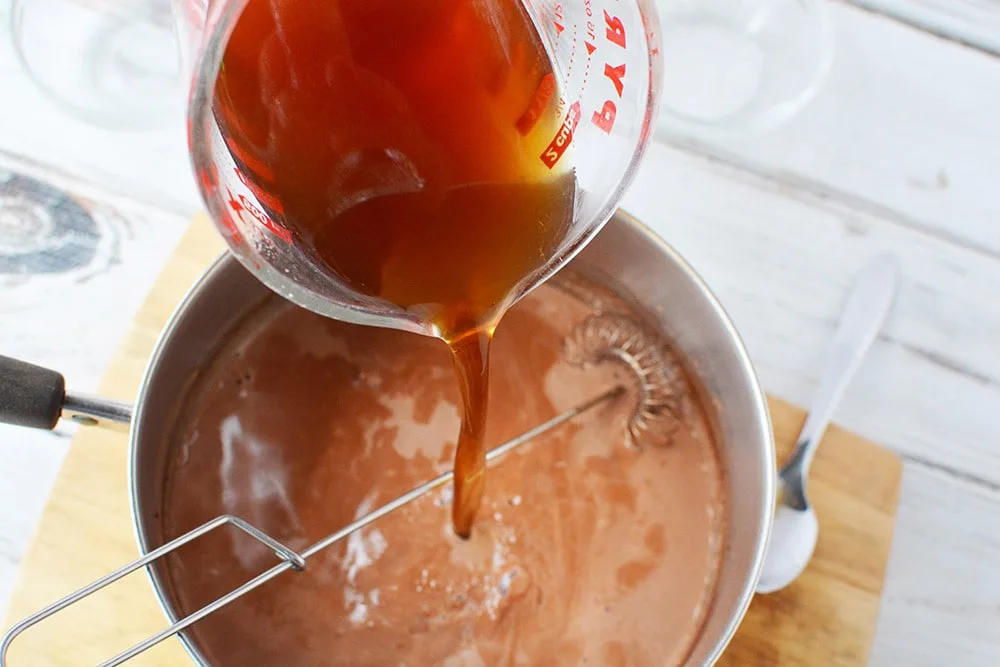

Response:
(0, 210), (774, 666)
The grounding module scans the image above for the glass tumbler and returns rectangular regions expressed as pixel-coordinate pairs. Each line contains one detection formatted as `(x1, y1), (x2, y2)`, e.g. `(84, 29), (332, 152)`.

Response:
(656, 0), (834, 135)
(10, 0), (182, 130)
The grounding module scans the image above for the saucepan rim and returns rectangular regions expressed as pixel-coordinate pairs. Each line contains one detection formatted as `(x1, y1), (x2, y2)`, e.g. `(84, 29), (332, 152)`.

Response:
(127, 209), (775, 666)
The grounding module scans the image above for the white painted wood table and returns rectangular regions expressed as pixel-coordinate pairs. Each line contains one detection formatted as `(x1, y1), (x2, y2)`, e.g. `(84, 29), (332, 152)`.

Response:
(0, 0), (998, 664)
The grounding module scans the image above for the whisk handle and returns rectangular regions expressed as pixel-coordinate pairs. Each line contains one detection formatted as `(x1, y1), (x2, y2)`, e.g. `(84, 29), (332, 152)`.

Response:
(0, 355), (65, 430)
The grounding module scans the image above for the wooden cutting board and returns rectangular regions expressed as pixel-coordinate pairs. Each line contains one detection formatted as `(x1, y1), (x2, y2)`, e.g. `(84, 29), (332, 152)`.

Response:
(2, 217), (902, 666)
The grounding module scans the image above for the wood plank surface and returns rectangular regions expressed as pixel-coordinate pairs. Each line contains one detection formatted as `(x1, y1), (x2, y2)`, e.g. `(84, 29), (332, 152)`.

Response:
(655, 1), (1000, 258)
(871, 464), (1000, 667)
(2, 218), (901, 665)
(0, 153), (189, 609)
(849, 0), (1000, 54)
(1, 220), (223, 666)
(623, 141), (1000, 487)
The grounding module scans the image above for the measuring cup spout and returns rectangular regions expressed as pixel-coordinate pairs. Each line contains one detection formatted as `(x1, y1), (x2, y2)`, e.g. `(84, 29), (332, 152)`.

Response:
(0, 355), (133, 431)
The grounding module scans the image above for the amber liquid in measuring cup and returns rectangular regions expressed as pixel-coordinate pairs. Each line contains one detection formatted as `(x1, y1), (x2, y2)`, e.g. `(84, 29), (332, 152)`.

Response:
(213, 0), (573, 537)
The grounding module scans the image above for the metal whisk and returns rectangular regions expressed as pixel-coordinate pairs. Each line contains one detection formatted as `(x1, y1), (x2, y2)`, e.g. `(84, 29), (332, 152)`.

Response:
(565, 313), (683, 448)
(0, 312), (681, 667)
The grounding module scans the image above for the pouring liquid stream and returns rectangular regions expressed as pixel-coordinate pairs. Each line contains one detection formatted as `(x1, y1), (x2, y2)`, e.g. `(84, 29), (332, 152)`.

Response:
(213, 0), (574, 537)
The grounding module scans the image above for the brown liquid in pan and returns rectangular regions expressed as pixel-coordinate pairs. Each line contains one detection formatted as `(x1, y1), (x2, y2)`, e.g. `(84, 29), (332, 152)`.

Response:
(159, 274), (727, 666)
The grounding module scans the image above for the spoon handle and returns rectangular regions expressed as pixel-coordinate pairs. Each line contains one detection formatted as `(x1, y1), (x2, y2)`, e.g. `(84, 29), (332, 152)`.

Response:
(781, 255), (900, 488)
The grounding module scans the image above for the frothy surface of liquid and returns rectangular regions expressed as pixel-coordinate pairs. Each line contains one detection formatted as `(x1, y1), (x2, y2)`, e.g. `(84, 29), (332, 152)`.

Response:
(160, 275), (726, 666)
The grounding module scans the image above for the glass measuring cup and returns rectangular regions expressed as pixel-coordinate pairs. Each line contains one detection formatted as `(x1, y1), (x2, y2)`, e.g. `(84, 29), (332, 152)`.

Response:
(172, 0), (662, 336)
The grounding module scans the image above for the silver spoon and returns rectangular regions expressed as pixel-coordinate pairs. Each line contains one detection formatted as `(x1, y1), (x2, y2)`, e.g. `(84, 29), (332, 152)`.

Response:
(756, 254), (899, 594)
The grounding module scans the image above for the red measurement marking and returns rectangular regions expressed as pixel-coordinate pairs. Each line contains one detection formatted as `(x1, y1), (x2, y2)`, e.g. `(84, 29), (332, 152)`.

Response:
(591, 8), (628, 137)
(226, 187), (242, 214)
(227, 186), (292, 243)
(604, 63), (626, 97)
(242, 194), (292, 242)
(641, 7), (661, 58)
(604, 10), (626, 49)
(585, 41), (596, 56)
(516, 73), (556, 135)
(554, 20), (564, 35)
(540, 101), (581, 168)
(222, 188), (244, 239)
(592, 100), (617, 134)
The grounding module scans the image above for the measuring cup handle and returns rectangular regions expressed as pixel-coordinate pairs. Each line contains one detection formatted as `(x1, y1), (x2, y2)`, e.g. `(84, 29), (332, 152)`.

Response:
(0, 355), (66, 430)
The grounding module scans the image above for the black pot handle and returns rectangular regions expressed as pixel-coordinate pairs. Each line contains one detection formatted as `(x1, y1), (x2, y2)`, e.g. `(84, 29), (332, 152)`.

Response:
(0, 355), (66, 430)
(0, 355), (132, 430)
